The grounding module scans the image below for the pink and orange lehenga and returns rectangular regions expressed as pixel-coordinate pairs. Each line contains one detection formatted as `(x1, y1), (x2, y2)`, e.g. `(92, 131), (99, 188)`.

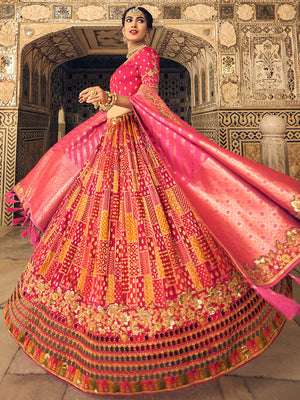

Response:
(4, 46), (300, 395)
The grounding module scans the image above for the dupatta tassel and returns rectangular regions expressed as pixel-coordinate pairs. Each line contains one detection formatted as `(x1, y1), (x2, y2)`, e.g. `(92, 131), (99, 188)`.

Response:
(7, 207), (22, 213)
(5, 191), (18, 203)
(6, 189), (41, 248)
(21, 220), (41, 249)
(12, 212), (29, 227)
(254, 285), (300, 320)
(288, 273), (300, 286)
(12, 217), (27, 226)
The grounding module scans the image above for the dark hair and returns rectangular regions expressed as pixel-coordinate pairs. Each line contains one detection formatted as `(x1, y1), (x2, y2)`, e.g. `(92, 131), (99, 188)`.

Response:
(121, 6), (153, 29)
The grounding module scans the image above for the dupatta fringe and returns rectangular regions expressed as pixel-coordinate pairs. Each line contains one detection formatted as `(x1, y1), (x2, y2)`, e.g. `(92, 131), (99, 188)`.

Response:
(254, 284), (300, 320)
(6, 190), (41, 248)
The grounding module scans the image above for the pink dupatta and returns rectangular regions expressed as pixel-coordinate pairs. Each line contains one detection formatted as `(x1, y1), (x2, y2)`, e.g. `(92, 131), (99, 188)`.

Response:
(130, 85), (300, 319)
(6, 111), (108, 241)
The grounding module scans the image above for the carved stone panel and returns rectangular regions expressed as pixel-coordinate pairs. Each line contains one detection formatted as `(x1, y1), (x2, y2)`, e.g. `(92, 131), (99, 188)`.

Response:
(0, 109), (18, 226)
(0, 22), (16, 47)
(288, 143), (300, 180)
(243, 143), (261, 164)
(241, 25), (297, 105)
(75, 6), (105, 21)
(253, 38), (285, 92)
(219, 22), (236, 48)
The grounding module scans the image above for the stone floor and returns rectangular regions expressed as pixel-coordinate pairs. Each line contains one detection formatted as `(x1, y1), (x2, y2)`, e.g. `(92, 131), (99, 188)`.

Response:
(0, 226), (300, 400)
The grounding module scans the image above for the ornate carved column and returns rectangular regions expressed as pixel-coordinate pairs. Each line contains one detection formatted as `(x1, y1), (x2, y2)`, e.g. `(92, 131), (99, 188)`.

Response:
(260, 114), (289, 175)
(0, 20), (18, 226)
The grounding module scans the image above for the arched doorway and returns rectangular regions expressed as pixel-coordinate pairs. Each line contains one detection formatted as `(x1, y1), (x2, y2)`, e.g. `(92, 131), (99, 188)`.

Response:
(47, 55), (191, 150)
(17, 26), (216, 181)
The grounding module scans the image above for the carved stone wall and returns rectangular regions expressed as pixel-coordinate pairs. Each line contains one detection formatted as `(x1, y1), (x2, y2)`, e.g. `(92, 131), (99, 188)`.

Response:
(0, 1), (299, 225)
(192, 110), (219, 144)
(17, 109), (49, 182)
(0, 110), (18, 226)
(193, 108), (300, 180)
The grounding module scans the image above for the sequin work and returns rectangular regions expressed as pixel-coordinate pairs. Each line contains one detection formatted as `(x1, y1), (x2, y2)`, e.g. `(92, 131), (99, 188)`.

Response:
(5, 113), (290, 395)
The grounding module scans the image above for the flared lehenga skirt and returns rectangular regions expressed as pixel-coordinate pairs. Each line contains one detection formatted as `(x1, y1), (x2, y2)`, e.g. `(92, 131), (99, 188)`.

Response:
(5, 113), (290, 395)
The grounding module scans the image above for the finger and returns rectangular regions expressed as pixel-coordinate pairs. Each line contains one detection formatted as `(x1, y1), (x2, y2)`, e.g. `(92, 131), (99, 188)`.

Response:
(79, 87), (99, 97)
(79, 88), (91, 96)
(78, 94), (89, 103)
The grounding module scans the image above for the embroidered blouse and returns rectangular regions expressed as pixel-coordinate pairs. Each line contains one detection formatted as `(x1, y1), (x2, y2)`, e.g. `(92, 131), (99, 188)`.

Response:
(110, 46), (160, 97)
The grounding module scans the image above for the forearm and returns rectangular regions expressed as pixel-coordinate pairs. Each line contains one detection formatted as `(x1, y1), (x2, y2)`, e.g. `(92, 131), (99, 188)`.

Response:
(79, 87), (132, 110)
(115, 95), (132, 109)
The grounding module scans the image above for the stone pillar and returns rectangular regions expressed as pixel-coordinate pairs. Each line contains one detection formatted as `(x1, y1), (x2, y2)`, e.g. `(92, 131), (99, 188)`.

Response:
(259, 114), (289, 175)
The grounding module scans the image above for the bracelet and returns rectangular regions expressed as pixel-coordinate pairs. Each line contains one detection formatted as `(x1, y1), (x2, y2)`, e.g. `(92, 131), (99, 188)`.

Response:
(94, 91), (118, 111)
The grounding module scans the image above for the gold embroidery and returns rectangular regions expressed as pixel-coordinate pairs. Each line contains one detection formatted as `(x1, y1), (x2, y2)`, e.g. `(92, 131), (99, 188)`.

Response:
(23, 267), (248, 340)
(245, 228), (300, 285)
(141, 50), (159, 89)
(139, 85), (184, 126)
(291, 194), (300, 217)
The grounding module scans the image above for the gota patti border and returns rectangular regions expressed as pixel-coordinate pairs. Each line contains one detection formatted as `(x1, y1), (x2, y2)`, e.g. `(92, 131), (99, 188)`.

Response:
(245, 228), (300, 286)
(4, 279), (290, 395)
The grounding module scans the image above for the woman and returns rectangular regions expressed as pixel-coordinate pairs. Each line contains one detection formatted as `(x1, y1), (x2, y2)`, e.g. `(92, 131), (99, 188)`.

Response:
(5, 6), (300, 395)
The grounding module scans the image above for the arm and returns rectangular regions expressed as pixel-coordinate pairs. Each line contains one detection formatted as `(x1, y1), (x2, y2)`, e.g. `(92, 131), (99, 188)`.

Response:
(79, 89), (132, 109)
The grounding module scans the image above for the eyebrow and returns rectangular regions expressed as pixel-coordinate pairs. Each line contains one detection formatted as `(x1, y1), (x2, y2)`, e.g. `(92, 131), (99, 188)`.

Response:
(126, 15), (145, 19)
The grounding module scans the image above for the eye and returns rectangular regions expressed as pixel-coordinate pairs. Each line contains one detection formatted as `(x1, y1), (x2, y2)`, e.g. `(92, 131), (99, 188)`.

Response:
(138, 18), (145, 23)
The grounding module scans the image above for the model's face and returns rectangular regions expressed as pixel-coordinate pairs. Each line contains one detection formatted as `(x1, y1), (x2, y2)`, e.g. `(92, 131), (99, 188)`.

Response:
(122, 12), (149, 47)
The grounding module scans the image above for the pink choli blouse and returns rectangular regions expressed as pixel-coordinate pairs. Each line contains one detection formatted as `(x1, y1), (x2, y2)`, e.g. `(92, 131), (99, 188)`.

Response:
(110, 46), (160, 96)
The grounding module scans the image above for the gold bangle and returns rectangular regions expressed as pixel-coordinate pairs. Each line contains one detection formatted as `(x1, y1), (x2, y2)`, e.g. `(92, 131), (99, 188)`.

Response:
(97, 92), (118, 111)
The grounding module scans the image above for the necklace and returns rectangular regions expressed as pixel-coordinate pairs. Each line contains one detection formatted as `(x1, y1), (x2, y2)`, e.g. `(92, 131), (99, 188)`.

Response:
(126, 43), (146, 59)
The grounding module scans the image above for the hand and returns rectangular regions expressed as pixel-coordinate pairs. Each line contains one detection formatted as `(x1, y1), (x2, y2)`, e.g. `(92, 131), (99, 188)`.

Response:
(78, 86), (108, 106)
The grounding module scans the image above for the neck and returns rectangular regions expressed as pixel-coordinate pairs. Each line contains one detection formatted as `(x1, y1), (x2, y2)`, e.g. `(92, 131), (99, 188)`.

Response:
(126, 42), (146, 58)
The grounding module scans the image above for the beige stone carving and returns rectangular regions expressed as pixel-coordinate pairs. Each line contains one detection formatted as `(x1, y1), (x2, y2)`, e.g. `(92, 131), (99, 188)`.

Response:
(142, 5), (160, 20)
(24, 28), (34, 38)
(75, 6), (105, 21)
(219, 22), (236, 48)
(20, 5), (51, 21)
(166, 24), (216, 48)
(243, 143), (261, 164)
(0, 23), (16, 47)
(278, 4), (296, 21)
(183, 5), (216, 20)
(222, 81), (238, 104)
(237, 4), (254, 21)
(254, 40), (284, 91)
(0, 80), (15, 105)
(288, 143), (300, 180)
(20, 24), (69, 48)
(260, 115), (288, 174)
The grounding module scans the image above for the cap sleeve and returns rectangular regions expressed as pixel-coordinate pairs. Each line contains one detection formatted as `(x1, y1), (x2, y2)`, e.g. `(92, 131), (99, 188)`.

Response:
(137, 47), (160, 90)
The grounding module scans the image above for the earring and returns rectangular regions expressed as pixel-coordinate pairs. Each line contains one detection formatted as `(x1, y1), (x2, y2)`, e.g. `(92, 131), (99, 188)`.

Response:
(144, 34), (150, 45)
(123, 34), (127, 43)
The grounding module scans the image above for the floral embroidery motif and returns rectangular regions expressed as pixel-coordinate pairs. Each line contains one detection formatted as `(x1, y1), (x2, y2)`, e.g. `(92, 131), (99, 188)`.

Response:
(245, 228), (300, 285)
(291, 194), (300, 218)
(23, 267), (248, 339)
(138, 84), (184, 126)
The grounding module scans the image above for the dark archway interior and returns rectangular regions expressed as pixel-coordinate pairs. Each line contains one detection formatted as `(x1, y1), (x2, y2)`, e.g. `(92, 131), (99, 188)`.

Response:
(47, 55), (191, 149)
